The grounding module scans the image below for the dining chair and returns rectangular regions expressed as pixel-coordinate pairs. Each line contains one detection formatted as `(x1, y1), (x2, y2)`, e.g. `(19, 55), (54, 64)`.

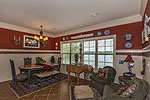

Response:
(24, 57), (32, 65)
(57, 57), (62, 71)
(36, 57), (46, 65)
(9, 59), (28, 88)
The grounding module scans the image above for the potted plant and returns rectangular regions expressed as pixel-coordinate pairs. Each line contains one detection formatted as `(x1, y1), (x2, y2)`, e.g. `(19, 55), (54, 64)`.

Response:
(50, 56), (55, 64)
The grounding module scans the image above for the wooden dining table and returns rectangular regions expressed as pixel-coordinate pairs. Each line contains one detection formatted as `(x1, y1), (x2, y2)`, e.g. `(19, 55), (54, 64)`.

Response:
(18, 62), (59, 88)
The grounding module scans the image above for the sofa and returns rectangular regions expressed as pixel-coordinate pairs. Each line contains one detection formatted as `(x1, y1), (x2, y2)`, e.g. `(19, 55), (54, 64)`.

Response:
(90, 66), (116, 94)
(103, 78), (150, 100)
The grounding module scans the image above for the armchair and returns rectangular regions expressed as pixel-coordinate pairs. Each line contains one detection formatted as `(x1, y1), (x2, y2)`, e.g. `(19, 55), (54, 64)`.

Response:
(103, 78), (149, 100)
(90, 66), (116, 94)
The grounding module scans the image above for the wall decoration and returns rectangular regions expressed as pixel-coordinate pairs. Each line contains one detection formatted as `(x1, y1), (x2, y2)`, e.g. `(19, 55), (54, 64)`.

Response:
(66, 37), (69, 40)
(13, 36), (20, 46)
(97, 31), (102, 36)
(63, 37), (65, 40)
(71, 33), (93, 39)
(119, 59), (124, 64)
(125, 34), (132, 40)
(104, 30), (110, 35)
(125, 42), (132, 48)
(23, 35), (40, 48)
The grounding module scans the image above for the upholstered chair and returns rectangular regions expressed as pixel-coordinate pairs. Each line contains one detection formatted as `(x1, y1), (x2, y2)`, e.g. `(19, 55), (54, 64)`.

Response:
(103, 78), (149, 100)
(90, 66), (116, 94)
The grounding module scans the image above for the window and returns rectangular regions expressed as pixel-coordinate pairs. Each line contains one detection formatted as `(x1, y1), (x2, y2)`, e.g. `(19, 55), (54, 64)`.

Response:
(83, 41), (96, 67)
(98, 39), (113, 68)
(61, 36), (115, 68)
(71, 42), (80, 63)
(61, 43), (70, 64)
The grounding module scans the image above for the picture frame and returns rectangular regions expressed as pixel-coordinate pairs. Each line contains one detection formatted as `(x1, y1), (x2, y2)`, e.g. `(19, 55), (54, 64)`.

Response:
(23, 35), (40, 48)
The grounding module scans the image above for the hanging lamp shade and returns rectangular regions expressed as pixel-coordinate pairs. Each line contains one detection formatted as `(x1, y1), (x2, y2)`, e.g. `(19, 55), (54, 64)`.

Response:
(124, 55), (134, 63)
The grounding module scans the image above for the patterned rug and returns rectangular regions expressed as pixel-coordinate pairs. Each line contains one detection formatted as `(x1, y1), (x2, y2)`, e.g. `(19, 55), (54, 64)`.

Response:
(9, 74), (67, 98)
(71, 85), (102, 100)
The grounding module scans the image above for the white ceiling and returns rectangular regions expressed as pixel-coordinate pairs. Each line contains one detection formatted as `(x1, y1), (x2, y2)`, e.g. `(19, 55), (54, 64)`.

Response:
(0, 0), (142, 34)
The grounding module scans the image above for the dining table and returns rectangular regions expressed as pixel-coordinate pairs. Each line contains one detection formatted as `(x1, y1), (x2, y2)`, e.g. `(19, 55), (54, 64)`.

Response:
(18, 62), (59, 88)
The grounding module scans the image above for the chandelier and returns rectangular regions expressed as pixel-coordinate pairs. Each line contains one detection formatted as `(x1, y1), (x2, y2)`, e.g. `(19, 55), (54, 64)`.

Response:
(34, 26), (48, 47)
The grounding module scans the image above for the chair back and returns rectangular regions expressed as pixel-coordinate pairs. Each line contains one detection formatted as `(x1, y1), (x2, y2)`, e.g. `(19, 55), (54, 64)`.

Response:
(57, 57), (62, 71)
(36, 57), (46, 65)
(9, 59), (16, 80)
(126, 78), (149, 100)
(24, 57), (32, 65)
(104, 66), (116, 85)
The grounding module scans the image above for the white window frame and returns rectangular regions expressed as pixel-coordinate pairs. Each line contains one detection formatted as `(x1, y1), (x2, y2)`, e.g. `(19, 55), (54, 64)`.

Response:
(60, 35), (116, 67)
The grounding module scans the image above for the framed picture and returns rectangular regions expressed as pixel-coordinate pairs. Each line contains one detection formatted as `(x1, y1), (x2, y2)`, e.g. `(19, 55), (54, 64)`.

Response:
(23, 35), (40, 48)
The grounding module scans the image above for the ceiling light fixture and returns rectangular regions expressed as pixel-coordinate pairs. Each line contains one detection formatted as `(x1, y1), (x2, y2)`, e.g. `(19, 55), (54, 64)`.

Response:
(90, 12), (99, 17)
(34, 25), (48, 47)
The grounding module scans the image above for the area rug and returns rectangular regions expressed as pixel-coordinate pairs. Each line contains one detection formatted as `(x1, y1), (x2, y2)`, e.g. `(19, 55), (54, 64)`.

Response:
(71, 85), (102, 100)
(8, 74), (67, 98)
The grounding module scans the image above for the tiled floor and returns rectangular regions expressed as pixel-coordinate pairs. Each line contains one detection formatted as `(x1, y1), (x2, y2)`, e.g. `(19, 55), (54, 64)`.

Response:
(0, 78), (89, 100)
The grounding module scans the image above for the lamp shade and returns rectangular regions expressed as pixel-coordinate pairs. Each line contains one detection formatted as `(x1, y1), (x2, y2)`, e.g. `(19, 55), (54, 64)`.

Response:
(124, 55), (134, 63)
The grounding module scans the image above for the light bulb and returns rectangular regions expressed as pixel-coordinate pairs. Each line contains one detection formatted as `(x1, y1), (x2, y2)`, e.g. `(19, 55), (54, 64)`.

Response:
(37, 37), (40, 40)
(40, 36), (43, 39)
(34, 36), (37, 40)
(45, 37), (48, 40)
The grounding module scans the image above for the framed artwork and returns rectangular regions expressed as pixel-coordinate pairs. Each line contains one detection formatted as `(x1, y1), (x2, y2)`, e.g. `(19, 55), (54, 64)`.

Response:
(23, 35), (40, 48)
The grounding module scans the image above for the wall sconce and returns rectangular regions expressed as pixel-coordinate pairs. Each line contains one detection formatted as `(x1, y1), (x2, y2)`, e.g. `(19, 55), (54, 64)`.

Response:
(13, 36), (20, 46)
(55, 42), (58, 50)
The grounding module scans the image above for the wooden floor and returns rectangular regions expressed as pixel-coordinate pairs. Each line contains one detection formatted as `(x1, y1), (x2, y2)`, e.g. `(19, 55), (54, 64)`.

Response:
(0, 77), (89, 100)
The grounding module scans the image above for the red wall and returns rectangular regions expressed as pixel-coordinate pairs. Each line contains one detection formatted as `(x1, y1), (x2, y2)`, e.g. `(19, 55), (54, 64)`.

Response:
(142, 0), (150, 48)
(55, 22), (142, 50)
(0, 28), (55, 50)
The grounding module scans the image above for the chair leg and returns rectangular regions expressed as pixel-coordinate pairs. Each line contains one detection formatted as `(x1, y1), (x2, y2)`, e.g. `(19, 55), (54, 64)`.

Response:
(40, 78), (42, 88)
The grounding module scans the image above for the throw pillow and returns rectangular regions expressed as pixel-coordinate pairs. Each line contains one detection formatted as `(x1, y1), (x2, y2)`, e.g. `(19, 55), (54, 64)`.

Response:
(96, 69), (108, 79)
(115, 86), (128, 95)
(87, 65), (93, 72)
(120, 84), (136, 98)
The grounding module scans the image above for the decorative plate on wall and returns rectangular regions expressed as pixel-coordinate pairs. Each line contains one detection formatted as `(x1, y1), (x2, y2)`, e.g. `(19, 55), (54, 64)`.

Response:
(63, 37), (65, 40)
(97, 31), (102, 36)
(66, 37), (69, 40)
(125, 42), (132, 48)
(125, 34), (132, 40)
(104, 30), (110, 35)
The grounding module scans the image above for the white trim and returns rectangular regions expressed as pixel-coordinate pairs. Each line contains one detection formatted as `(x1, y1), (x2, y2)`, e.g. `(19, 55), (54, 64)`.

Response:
(140, 0), (148, 17)
(116, 49), (143, 53)
(56, 15), (142, 37)
(60, 35), (116, 44)
(0, 22), (54, 37)
(0, 49), (60, 53)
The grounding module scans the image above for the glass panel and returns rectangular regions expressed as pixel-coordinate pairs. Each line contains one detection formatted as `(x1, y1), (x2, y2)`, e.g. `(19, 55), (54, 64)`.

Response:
(98, 40), (105, 46)
(71, 54), (80, 64)
(84, 42), (89, 48)
(71, 42), (80, 53)
(89, 61), (95, 67)
(98, 62), (105, 68)
(89, 55), (95, 61)
(105, 55), (113, 62)
(90, 47), (95, 53)
(62, 43), (70, 53)
(62, 54), (70, 64)
(98, 47), (105, 54)
(106, 39), (113, 46)
(84, 48), (89, 53)
(98, 55), (104, 62)
(84, 55), (88, 60)
(84, 60), (88, 65)
(90, 41), (95, 47)
(106, 47), (113, 54)
(105, 63), (113, 67)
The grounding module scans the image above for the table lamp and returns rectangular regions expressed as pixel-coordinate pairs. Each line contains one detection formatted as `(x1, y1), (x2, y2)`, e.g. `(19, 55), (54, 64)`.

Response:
(124, 55), (134, 73)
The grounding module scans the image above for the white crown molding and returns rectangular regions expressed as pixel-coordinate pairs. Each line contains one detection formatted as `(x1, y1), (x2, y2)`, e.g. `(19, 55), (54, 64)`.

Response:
(0, 22), (55, 37)
(56, 15), (142, 37)
(140, 0), (148, 17)
(0, 49), (60, 53)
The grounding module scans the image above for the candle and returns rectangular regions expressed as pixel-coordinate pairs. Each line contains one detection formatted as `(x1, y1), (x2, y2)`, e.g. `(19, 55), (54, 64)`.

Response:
(14, 36), (15, 40)
(19, 37), (20, 41)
